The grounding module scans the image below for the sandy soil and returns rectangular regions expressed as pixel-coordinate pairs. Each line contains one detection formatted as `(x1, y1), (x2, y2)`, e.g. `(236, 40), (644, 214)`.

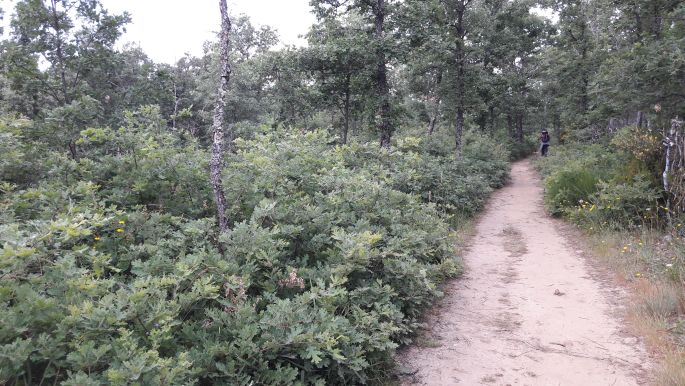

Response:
(397, 160), (652, 386)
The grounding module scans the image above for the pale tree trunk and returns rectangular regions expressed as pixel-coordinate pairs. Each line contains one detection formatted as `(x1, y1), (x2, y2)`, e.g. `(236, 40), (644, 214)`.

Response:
(663, 118), (682, 224)
(636, 110), (644, 128)
(374, 0), (393, 149)
(210, 0), (232, 233)
(427, 70), (443, 135)
(342, 73), (351, 144)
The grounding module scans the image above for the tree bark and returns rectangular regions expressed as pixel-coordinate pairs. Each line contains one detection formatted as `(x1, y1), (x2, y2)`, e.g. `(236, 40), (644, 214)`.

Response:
(488, 105), (496, 133)
(507, 113), (514, 137)
(516, 113), (524, 142)
(50, 0), (69, 104)
(374, 0), (393, 149)
(342, 73), (351, 144)
(428, 99), (441, 135)
(428, 70), (443, 135)
(210, 0), (232, 234)
(448, 0), (470, 159)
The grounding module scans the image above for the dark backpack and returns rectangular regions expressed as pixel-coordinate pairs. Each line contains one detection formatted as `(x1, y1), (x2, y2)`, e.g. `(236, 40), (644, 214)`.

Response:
(541, 132), (550, 143)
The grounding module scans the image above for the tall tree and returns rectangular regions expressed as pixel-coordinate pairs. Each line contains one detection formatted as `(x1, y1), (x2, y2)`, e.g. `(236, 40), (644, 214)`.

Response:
(312, 0), (396, 148)
(210, 0), (232, 233)
(304, 13), (375, 143)
(2, 0), (130, 156)
(4, 0), (130, 109)
(442, 0), (473, 158)
(397, 0), (451, 135)
(374, 0), (394, 148)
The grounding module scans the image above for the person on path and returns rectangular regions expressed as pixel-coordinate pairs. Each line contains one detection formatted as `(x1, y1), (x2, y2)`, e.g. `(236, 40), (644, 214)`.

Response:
(539, 129), (550, 156)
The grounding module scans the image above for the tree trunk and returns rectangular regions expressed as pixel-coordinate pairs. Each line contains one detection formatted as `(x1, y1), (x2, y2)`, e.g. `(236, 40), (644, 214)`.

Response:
(455, 104), (464, 158)
(68, 141), (78, 160)
(579, 43), (590, 115)
(342, 73), (351, 144)
(507, 113), (514, 137)
(516, 113), (524, 142)
(50, 0), (69, 104)
(452, 0), (467, 159)
(210, 0), (232, 234)
(172, 83), (179, 129)
(374, 0), (393, 149)
(488, 105), (496, 133)
(428, 100), (441, 135)
(554, 113), (562, 143)
(428, 70), (443, 135)
(633, 9), (643, 43)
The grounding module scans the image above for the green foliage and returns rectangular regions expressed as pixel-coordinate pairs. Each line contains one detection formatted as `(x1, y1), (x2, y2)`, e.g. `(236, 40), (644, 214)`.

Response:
(567, 176), (663, 229)
(0, 115), (44, 185)
(544, 167), (600, 216)
(339, 130), (509, 219)
(0, 115), (509, 384)
(537, 140), (666, 230)
(505, 135), (538, 161)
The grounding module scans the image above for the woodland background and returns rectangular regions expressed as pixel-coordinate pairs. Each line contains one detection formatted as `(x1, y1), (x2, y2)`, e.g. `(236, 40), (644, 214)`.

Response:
(0, 0), (684, 384)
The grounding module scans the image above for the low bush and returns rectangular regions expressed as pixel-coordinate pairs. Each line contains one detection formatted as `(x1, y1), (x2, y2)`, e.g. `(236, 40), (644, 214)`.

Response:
(341, 130), (509, 219)
(535, 129), (672, 234)
(0, 116), (506, 385)
(566, 176), (663, 229)
(544, 166), (600, 216)
(504, 135), (537, 161)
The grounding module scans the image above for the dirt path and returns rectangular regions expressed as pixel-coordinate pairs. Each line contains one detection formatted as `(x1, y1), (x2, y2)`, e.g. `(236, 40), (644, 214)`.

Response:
(398, 160), (651, 385)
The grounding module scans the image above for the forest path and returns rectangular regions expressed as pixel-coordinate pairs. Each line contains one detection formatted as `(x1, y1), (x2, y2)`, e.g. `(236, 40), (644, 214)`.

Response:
(397, 160), (651, 385)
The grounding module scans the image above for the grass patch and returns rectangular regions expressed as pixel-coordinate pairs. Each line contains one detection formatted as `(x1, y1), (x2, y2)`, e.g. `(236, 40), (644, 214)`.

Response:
(656, 350), (685, 386)
(414, 334), (443, 349)
(583, 229), (685, 385)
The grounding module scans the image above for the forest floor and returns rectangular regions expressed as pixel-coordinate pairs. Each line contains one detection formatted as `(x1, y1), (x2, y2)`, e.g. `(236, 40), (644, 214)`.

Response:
(396, 160), (654, 385)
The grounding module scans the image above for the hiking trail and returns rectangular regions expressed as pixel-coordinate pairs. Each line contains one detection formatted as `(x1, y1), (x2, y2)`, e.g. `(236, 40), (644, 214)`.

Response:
(397, 160), (651, 385)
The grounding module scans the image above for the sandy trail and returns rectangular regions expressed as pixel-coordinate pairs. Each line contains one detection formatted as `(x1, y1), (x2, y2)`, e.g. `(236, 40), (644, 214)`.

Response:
(398, 160), (650, 386)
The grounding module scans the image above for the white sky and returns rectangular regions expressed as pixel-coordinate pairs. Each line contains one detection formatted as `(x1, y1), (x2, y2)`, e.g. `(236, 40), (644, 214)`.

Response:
(1, 0), (317, 64)
(0, 1), (556, 64)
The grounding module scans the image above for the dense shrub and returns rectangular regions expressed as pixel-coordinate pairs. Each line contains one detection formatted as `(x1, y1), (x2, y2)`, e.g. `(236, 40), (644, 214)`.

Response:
(536, 138), (666, 229)
(340, 130), (509, 218)
(544, 166), (600, 216)
(0, 117), (506, 385)
(566, 176), (663, 228)
(504, 135), (537, 161)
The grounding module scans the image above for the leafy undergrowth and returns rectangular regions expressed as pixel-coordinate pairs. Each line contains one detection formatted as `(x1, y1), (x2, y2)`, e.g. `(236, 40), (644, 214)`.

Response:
(0, 114), (509, 385)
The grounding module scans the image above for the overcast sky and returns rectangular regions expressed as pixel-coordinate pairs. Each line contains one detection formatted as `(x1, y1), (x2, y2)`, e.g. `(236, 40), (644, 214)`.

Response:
(1, 0), (317, 64)
(1, 1), (556, 64)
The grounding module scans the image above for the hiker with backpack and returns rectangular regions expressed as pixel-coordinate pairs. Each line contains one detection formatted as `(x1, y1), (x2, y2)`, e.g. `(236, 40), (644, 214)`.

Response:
(539, 129), (551, 156)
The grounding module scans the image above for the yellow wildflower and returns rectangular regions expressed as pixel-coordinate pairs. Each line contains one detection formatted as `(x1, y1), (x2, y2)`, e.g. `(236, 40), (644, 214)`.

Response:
(118, 220), (126, 225)
(94, 236), (101, 241)
(116, 228), (124, 233)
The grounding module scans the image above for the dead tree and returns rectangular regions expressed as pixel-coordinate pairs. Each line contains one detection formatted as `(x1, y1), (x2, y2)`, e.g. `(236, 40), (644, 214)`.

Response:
(210, 0), (232, 233)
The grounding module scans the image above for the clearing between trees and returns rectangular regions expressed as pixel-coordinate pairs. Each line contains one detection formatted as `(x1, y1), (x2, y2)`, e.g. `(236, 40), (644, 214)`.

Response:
(398, 160), (652, 385)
